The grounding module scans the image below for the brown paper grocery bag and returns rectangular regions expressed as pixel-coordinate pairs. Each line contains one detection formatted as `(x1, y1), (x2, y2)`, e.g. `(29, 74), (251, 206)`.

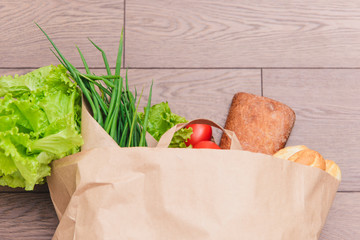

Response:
(47, 103), (340, 240)
(47, 102), (157, 220)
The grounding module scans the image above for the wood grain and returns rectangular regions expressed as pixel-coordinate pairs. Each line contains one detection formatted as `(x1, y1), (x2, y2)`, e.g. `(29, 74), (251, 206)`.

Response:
(0, 185), (49, 193)
(0, 193), (58, 240)
(320, 192), (360, 240)
(263, 69), (360, 192)
(0, 0), (123, 68)
(126, 0), (360, 68)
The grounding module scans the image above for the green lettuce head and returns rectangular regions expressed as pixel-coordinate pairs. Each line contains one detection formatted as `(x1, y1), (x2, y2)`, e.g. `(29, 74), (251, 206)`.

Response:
(0, 65), (83, 190)
(139, 102), (192, 148)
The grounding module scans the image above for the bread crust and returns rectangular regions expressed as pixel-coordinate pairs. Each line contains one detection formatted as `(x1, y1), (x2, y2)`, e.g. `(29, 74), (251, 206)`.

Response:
(273, 145), (308, 160)
(325, 159), (342, 181)
(288, 149), (326, 170)
(220, 92), (295, 154)
(274, 146), (341, 180)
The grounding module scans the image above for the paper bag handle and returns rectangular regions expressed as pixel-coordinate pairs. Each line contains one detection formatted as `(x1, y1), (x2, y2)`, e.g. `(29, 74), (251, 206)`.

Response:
(156, 119), (242, 150)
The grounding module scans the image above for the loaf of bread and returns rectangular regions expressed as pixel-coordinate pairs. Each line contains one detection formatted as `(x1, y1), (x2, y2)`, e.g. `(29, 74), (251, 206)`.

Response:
(288, 149), (326, 170)
(273, 145), (308, 160)
(273, 145), (341, 181)
(220, 92), (296, 155)
(325, 159), (342, 181)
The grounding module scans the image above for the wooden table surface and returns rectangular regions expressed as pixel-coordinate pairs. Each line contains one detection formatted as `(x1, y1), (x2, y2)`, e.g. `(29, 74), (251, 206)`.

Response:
(1, 0), (359, 239)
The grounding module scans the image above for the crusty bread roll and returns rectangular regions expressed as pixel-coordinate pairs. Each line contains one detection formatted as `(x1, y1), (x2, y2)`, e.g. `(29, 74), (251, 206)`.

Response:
(274, 146), (341, 180)
(325, 159), (341, 181)
(220, 92), (295, 155)
(273, 145), (308, 160)
(288, 149), (326, 170)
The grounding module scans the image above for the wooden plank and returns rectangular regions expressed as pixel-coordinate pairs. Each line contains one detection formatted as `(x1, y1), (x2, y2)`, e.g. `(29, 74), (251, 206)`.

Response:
(0, 193), (58, 240)
(320, 192), (360, 239)
(263, 69), (360, 191)
(0, 192), (357, 239)
(0, 185), (48, 193)
(126, 69), (261, 142)
(1, 68), (42, 76)
(125, 0), (360, 68)
(0, 0), (123, 68)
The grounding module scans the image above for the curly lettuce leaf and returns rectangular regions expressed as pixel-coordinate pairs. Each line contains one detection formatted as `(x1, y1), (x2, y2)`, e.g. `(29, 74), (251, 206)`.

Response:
(0, 66), (54, 97)
(139, 102), (192, 148)
(0, 65), (83, 190)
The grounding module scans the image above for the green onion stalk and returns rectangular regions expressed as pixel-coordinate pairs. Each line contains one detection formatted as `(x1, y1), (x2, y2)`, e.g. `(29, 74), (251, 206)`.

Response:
(36, 23), (152, 147)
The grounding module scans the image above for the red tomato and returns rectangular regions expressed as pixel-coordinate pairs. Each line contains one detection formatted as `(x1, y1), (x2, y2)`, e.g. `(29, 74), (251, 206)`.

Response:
(193, 141), (221, 149)
(185, 124), (212, 147)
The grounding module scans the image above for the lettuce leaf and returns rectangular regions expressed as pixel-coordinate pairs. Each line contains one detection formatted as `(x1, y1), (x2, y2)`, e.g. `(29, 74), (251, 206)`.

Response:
(0, 65), (83, 190)
(139, 102), (192, 148)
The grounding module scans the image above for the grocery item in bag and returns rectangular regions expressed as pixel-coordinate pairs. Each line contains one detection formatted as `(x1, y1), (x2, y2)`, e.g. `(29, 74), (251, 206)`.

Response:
(220, 92), (295, 154)
(47, 102), (339, 240)
(274, 145), (341, 180)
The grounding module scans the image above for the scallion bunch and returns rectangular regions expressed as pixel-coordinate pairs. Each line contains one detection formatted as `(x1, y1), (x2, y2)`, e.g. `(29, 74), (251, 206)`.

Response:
(36, 23), (152, 147)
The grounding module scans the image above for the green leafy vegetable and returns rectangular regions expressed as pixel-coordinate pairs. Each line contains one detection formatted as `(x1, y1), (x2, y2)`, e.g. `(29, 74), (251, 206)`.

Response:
(36, 23), (152, 147)
(0, 65), (83, 190)
(139, 102), (192, 148)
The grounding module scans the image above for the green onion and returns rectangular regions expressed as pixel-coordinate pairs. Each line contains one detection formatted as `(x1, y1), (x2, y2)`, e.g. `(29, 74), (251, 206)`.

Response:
(36, 23), (153, 147)
(128, 88), (143, 147)
(139, 81), (153, 147)
(88, 38), (112, 77)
